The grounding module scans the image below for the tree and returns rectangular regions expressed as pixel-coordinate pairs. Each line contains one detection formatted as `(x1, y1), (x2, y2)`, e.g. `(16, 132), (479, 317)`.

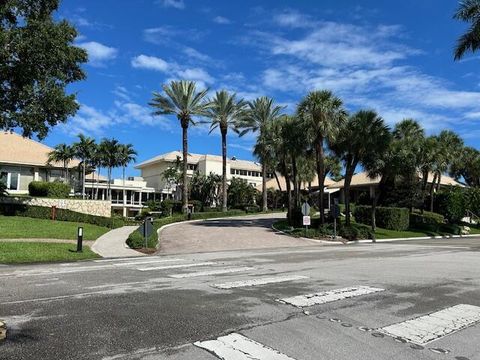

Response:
(236, 97), (284, 212)
(298, 90), (347, 224)
(205, 90), (247, 211)
(189, 172), (222, 210)
(227, 177), (257, 209)
(451, 146), (480, 187)
(98, 138), (121, 200)
(332, 110), (390, 225)
(47, 143), (75, 184)
(91, 144), (104, 200)
(454, 0), (480, 60)
(149, 80), (211, 213)
(118, 143), (137, 208)
(0, 0), (87, 139)
(73, 134), (95, 199)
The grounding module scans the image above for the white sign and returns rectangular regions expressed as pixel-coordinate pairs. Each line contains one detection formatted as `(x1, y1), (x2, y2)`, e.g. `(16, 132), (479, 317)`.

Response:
(303, 216), (311, 226)
(301, 202), (311, 216)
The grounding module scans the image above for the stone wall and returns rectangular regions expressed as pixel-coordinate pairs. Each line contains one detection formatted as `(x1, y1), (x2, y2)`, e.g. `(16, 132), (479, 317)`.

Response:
(0, 197), (112, 218)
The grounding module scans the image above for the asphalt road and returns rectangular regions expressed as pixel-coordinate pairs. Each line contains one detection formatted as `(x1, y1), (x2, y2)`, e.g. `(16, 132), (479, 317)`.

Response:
(1, 237), (480, 360)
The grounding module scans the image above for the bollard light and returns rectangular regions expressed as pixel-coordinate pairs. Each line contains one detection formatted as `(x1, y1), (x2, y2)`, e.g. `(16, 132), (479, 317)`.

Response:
(77, 227), (83, 252)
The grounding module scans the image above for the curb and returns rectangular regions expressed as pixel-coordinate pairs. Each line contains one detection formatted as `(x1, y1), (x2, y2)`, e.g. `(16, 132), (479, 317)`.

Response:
(271, 223), (346, 246)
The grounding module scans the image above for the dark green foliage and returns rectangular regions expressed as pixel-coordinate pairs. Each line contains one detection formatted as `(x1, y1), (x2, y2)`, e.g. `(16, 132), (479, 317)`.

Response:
(466, 187), (480, 216)
(245, 205), (261, 213)
(439, 223), (462, 235)
(339, 223), (374, 241)
(189, 200), (203, 212)
(0, 203), (123, 228)
(409, 211), (444, 232)
(354, 205), (409, 231)
(162, 199), (182, 214)
(0, 0), (88, 138)
(0, 181), (6, 196)
(380, 176), (423, 209)
(126, 210), (246, 249)
(189, 172), (222, 210)
(28, 181), (70, 198)
(227, 177), (257, 209)
(435, 187), (467, 223)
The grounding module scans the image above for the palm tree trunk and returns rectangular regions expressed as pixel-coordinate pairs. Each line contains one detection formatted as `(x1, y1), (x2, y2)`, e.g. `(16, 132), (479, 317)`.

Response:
(273, 172), (282, 192)
(182, 124), (189, 214)
(285, 171), (293, 225)
(96, 168), (100, 200)
(429, 172), (438, 212)
(316, 139), (326, 225)
(344, 160), (356, 226)
(371, 175), (386, 241)
(420, 170), (429, 214)
(292, 157), (299, 208)
(261, 162), (268, 212)
(82, 161), (86, 200)
(123, 166), (126, 213)
(221, 130), (228, 212)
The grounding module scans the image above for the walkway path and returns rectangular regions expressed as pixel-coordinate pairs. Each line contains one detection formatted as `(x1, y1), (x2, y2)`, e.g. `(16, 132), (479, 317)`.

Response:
(91, 226), (145, 258)
(158, 212), (318, 254)
(0, 238), (94, 246)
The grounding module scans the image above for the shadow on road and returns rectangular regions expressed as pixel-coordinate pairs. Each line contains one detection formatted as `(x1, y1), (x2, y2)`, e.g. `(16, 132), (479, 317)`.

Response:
(189, 217), (283, 230)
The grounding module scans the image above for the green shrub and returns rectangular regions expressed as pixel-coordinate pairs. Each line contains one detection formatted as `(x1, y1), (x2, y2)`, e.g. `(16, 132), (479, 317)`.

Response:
(435, 187), (466, 223)
(162, 199), (182, 213)
(339, 203), (356, 215)
(339, 223), (373, 241)
(28, 181), (71, 198)
(410, 211), (444, 232)
(245, 205), (261, 213)
(354, 205), (409, 231)
(0, 203), (123, 229)
(440, 223), (462, 235)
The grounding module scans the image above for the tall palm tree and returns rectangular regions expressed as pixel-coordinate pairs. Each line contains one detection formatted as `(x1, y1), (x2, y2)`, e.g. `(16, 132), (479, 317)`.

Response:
(297, 90), (347, 224)
(90, 144), (104, 200)
(236, 97), (284, 212)
(454, 0), (480, 60)
(149, 80), (211, 213)
(451, 146), (480, 187)
(332, 110), (390, 225)
(99, 138), (121, 200)
(205, 90), (247, 211)
(73, 134), (95, 199)
(118, 143), (137, 208)
(47, 143), (75, 184)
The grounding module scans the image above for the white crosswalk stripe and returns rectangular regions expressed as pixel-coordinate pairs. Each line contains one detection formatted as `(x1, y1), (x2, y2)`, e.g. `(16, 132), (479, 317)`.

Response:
(213, 275), (308, 289)
(169, 267), (254, 278)
(136, 262), (216, 271)
(278, 286), (385, 308)
(194, 333), (297, 359)
(379, 304), (480, 345)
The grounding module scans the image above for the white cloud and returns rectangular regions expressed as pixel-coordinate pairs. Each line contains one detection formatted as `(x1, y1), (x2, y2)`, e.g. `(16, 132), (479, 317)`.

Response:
(182, 47), (212, 63)
(78, 41), (117, 66)
(158, 0), (185, 9)
(131, 55), (170, 72)
(213, 16), (232, 24)
(131, 54), (215, 85)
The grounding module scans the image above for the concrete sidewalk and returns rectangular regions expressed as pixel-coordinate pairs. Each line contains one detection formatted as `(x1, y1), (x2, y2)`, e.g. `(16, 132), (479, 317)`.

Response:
(91, 226), (145, 258)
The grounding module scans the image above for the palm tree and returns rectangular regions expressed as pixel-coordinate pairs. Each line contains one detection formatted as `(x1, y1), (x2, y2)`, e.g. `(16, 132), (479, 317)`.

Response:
(454, 0), (480, 60)
(90, 144), (104, 200)
(149, 80), (211, 213)
(118, 143), (137, 208)
(419, 136), (439, 212)
(236, 97), (284, 212)
(47, 143), (75, 184)
(451, 146), (480, 187)
(98, 138), (121, 200)
(205, 90), (247, 211)
(332, 110), (391, 225)
(73, 134), (95, 199)
(297, 90), (347, 224)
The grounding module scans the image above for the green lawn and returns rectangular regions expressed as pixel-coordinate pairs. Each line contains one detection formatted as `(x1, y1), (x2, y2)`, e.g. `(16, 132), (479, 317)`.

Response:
(374, 228), (434, 239)
(0, 242), (100, 264)
(0, 216), (110, 240)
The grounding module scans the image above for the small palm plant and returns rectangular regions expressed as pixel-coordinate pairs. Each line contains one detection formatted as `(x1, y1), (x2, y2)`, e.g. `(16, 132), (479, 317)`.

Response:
(205, 90), (247, 211)
(149, 80), (211, 213)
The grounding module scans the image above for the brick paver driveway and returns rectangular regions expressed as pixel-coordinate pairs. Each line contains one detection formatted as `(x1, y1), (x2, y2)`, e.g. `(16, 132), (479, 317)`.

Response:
(157, 212), (317, 254)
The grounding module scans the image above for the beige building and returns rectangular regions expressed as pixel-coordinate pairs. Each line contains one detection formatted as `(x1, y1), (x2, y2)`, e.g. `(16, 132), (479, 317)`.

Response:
(0, 131), (80, 194)
(136, 151), (269, 198)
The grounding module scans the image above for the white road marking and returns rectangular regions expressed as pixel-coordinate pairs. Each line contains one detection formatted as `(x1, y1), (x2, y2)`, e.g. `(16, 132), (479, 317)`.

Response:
(137, 262), (217, 271)
(112, 258), (184, 267)
(170, 267), (254, 278)
(213, 275), (308, 289)
(194, 333), (296, 360)
(278, 286), (385, 308)
(379, 304), (480, 345)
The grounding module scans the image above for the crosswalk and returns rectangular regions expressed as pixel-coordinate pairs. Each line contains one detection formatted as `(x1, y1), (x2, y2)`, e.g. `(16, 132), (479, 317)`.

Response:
(2, 255), (480, 360)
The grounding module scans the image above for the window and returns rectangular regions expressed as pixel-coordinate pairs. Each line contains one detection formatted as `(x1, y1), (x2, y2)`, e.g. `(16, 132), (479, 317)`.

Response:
(0, 171), (20, 190)
(188, 164), (198, 171)
(230, 169), (235, 175)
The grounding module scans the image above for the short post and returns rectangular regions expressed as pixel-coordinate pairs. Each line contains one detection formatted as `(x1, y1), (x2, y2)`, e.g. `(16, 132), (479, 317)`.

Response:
(333, 216), (337, 240)
(77, 227), (83, 252)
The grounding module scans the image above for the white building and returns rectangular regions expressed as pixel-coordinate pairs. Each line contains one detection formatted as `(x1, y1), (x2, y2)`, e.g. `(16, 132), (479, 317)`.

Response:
(135, 151), (271, 198)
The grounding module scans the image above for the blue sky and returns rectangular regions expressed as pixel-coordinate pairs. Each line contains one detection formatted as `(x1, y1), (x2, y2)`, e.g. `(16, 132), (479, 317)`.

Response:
(42, 0), (480, 177)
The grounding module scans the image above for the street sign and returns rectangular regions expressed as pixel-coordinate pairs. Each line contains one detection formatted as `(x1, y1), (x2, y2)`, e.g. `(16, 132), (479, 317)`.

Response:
(303, 216), (311, 226)
(301, 202), (311, 216)
(138, 219), (154, 238)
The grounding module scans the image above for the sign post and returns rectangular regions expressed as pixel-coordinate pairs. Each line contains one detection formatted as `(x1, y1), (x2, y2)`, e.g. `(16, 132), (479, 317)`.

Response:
(301, 202), (311, 237)
(138, 218), (154, 249)
(331, 198), (340, 240)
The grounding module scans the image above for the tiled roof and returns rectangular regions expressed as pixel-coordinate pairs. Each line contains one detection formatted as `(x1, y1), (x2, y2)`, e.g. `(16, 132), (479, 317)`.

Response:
(257, 175), (335, 191)
(0, 131), (79, 168)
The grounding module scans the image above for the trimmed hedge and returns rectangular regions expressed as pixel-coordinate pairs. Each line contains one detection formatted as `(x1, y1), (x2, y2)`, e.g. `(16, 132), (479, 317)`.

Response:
(126, 210), (247, 249)
(28, 181), (71, 198)
(354, 205), (409, 231)
(339, 223), (374, 241)
(0, 203), (123, 229)
(410, 211), (444, 232)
